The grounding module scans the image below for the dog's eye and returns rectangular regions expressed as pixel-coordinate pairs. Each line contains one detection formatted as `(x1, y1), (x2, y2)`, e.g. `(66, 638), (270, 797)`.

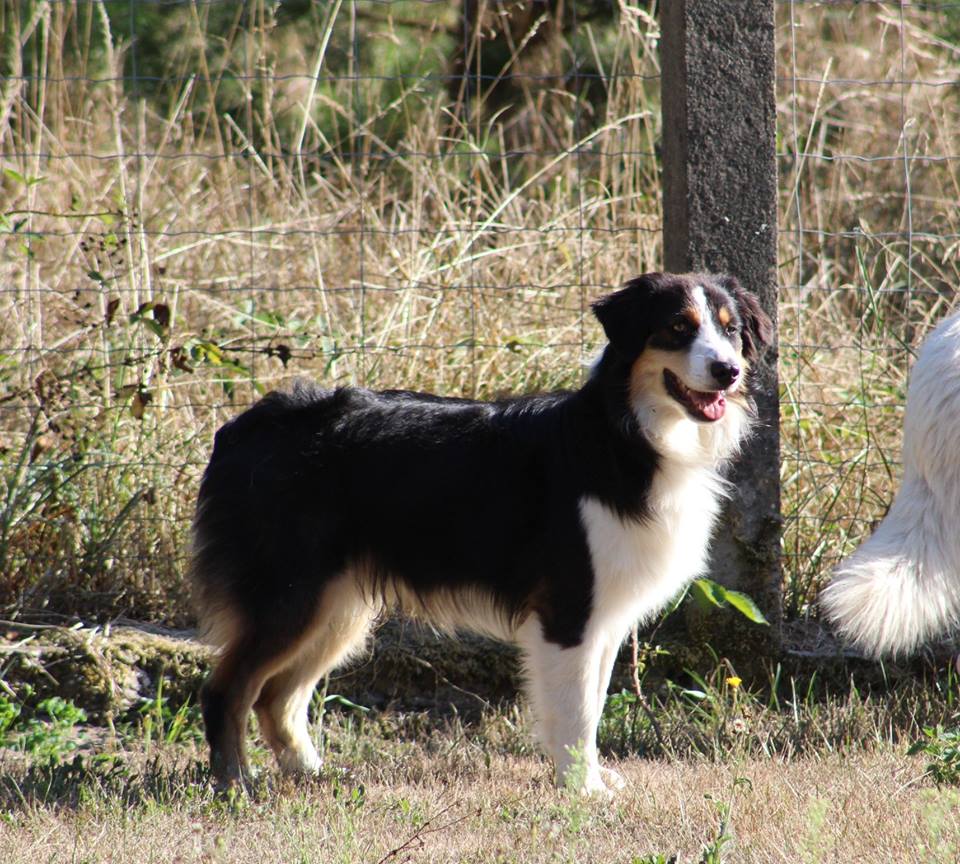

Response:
(671, 319), (691, 334)
(724, 323), (739, 337)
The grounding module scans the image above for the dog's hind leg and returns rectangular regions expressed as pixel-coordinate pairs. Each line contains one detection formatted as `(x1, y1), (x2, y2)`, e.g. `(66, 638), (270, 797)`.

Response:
(201, 632), (299, 790)
(254, 574), (379, 777)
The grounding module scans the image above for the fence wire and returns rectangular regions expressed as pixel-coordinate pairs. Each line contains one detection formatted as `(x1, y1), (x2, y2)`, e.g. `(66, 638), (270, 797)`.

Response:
(778, 0), (959, 620)
(0, 0), (662, 623)
(1, 1), (956, 633)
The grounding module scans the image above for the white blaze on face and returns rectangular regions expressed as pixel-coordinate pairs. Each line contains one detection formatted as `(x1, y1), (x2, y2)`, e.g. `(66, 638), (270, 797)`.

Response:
(683, 285), (742, 393)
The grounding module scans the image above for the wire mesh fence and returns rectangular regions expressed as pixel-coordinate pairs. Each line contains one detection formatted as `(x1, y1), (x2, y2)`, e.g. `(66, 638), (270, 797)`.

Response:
(778, 0), (960, 622)
(1, 1), (662, 623)
(1, 1), (957, 636)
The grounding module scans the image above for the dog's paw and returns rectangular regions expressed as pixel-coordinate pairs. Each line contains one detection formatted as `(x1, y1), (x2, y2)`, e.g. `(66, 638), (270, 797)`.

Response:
(562, 768), (621, 798)
(580, 773), (616, 798)
(599, 765), (627, 792)
(277, 747), (322, 777)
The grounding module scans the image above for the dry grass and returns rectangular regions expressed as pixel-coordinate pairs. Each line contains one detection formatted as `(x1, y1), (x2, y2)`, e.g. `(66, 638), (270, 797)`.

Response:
(0, 737), (957, 863)
(777, 2), (960, 615)
(1, 663), (958, 862)
(1, 3), (959, 627)
(1, 0), (661, 622)
(3, 7), (960, 860)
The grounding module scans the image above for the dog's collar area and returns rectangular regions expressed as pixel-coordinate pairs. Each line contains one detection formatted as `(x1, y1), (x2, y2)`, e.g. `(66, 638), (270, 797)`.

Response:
(662, 369), (726, 422)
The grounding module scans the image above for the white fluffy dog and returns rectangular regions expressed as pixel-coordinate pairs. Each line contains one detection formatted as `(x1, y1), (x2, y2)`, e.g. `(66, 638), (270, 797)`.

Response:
(822, 309), (960, 657)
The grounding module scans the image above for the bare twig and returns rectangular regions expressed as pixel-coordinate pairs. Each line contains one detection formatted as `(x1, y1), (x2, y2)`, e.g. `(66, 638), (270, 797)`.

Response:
(628, 624), (665, 752)
(374, 801), (477, 864)
(629, 623), (642, 697)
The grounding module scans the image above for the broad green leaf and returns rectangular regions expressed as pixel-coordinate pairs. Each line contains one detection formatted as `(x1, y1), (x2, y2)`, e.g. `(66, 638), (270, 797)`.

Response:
(691, 578), (726, 609)
(723, 589), (770, 625)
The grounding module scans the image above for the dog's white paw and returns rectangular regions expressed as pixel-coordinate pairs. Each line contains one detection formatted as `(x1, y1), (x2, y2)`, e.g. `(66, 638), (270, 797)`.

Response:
(277, 746), (322, 777)
(581, 772), (616, 798)
(562, 767), (624, 798)
(599, 765), (627, 792)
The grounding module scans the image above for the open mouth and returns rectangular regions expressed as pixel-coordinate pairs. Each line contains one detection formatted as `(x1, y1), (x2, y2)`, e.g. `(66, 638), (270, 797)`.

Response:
(663, 369), (726, 422)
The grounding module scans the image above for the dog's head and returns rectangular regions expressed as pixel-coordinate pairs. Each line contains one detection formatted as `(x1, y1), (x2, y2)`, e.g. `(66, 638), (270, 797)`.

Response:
(592, 272), (773, 443)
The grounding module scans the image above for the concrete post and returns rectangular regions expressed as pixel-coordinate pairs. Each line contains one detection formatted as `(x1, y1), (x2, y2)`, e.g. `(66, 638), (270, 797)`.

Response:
(660, 1), (781, 657)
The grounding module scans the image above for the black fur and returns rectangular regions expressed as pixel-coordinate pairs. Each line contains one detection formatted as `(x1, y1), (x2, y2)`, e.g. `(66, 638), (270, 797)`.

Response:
(191, 271), (773, 788)
(193, 270), (772, 650)
(194, 367), (662, 650)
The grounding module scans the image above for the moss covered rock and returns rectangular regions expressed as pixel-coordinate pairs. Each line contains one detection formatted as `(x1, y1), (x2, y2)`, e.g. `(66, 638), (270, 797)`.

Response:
(0, 618), (522, 723)
(0, 623), (210, 724)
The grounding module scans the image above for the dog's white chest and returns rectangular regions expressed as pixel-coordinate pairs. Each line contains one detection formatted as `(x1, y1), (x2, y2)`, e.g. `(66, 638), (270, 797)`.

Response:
(579, 464), (725, 636)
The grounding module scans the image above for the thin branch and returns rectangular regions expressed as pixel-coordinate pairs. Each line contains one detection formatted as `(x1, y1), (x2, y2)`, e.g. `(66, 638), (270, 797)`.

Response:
(374, 802), (477, 864)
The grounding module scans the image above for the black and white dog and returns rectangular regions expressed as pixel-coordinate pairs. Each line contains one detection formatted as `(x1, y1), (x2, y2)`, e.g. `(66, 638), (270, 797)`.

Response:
(192, 272), (773, 794)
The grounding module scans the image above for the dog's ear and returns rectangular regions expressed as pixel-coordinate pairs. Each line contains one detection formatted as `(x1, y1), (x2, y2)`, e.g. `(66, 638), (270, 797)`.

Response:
(719, 275), (774, 362)
(591, 272), (665, 358)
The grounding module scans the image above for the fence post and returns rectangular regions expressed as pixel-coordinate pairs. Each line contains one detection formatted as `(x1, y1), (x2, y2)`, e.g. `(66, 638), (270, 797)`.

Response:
(660, 1), (781, 657)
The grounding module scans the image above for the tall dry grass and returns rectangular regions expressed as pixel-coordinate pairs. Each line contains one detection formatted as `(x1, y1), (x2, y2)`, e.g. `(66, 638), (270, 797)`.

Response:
(0, 1), (661, 622)
(777, 2), (960, 618)
(0, 1), (958, 629)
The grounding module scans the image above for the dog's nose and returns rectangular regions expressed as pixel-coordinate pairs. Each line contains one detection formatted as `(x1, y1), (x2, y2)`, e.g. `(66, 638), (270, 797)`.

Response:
(710, 361), (740, 388)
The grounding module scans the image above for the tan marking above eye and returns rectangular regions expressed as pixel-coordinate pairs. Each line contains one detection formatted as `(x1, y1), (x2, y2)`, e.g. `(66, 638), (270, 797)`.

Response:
(682, 306), (701, 328)
(717, 306), (732, 327)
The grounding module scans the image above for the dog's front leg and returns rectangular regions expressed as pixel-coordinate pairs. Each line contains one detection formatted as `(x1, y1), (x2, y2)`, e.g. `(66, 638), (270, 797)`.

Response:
(517, 619), (612, 795)
(594, 634), (627, 792)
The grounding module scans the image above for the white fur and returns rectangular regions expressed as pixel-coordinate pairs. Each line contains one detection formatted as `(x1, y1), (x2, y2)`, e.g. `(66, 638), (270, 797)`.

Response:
(518, 366), (749, 794)
(266, 325), (752, 795)
(516, 617), (611, 793)
(686, 285), (744, 392)
(822, 309), (960, 656)
(629, 342), (751, 466)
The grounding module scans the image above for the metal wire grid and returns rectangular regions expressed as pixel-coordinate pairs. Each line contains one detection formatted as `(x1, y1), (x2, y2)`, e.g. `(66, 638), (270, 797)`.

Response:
(0, 1), (662, 620)
(3, 0), (955, 624)
(778, 0), (959, 615)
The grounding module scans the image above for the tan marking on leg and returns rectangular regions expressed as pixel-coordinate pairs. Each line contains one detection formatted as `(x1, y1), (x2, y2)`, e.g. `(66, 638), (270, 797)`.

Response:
(254, 572), (381, 775)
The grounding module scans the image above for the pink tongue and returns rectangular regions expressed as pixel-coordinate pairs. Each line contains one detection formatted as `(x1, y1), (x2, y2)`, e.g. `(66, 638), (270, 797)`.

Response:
(691, 391), (726, 421)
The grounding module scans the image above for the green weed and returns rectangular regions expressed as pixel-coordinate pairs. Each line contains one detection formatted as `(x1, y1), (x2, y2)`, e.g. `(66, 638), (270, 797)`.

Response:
(0, 695), (87, 763)
(909, 724), (960, 787)
(129, 683), (205, 747)
(801, 798), (835, 864)
(698, 797), (734, 864)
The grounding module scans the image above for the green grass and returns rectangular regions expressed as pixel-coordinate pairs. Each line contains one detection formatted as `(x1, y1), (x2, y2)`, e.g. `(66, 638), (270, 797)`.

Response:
(910, 725), (960, 788)
(0, 695), (87, 763)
